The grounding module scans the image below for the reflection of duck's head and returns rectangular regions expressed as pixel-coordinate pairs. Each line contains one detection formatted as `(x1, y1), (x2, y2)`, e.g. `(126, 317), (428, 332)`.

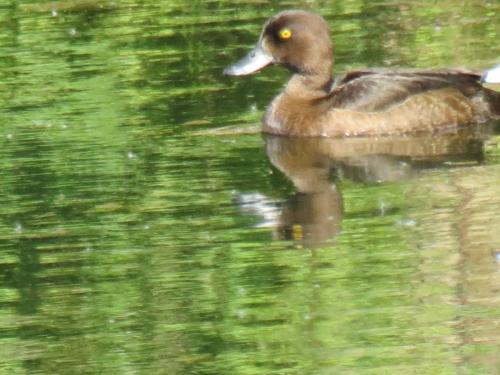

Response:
(225, 10), (500, 137)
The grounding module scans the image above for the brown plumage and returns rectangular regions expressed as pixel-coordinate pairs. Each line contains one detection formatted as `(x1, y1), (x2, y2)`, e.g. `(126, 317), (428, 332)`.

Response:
(224, 10), (500, 137)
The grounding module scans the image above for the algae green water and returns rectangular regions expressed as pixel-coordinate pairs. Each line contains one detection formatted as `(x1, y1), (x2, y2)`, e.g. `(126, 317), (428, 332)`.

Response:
(1, 1), (499, 374)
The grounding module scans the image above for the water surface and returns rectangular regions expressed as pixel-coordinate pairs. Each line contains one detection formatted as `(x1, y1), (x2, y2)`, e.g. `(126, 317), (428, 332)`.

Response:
(1, 1), (499, 374)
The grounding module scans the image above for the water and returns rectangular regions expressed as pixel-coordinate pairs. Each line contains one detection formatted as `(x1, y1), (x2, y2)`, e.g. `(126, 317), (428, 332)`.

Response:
(1, 1), (499, 374)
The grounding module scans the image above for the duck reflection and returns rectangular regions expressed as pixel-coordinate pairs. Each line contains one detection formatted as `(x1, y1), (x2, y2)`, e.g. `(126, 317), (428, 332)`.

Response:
(238, 127), (489, 248)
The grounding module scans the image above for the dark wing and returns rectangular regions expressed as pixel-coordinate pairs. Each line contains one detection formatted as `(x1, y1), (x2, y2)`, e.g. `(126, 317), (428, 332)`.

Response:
(329, 69), (483, 112)
(335, 68), (482, 85)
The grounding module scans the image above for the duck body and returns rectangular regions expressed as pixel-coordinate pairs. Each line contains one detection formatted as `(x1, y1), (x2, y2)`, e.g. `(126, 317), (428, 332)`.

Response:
(224, 10), (500, 137)
(264, 68), (499, 137)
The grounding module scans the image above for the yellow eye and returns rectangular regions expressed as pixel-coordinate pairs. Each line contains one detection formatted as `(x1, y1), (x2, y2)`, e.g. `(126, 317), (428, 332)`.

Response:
(279, 28), (292, 40)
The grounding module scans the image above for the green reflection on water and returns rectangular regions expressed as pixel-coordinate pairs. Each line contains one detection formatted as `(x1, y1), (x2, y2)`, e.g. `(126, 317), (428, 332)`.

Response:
(0, 0), (499, 374)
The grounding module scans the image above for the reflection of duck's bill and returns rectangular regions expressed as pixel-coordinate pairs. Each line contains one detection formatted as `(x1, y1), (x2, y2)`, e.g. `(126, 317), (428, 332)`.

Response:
(481, 64), (500, 84)
(224, 43), (273, 76)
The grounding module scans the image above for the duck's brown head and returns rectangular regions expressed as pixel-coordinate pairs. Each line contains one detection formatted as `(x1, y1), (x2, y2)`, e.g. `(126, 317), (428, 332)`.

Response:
(224, 10), (333, 77)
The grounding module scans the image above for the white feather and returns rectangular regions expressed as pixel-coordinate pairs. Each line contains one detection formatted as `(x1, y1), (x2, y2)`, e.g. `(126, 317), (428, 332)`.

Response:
(482, 64), (500, 84)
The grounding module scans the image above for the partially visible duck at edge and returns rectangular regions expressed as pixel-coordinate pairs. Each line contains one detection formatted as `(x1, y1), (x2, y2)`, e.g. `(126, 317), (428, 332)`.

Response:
(224, 10), (500, 137)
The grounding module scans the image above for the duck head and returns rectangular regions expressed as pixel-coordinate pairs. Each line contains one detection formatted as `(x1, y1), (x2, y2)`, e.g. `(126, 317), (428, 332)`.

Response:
(224, 10), (333, 77)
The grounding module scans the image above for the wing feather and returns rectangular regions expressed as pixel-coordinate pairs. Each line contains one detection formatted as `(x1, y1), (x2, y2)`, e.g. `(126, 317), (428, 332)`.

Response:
(329, 69), (483, 112)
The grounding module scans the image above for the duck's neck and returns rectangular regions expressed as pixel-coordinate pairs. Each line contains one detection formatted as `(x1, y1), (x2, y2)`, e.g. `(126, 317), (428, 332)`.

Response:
(284, 43), (334, 99)
(284, 72), (333, 100)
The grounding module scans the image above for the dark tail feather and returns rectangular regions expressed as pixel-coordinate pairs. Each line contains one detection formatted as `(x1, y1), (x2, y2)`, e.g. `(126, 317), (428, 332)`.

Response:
(486, 89), (500, 117)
